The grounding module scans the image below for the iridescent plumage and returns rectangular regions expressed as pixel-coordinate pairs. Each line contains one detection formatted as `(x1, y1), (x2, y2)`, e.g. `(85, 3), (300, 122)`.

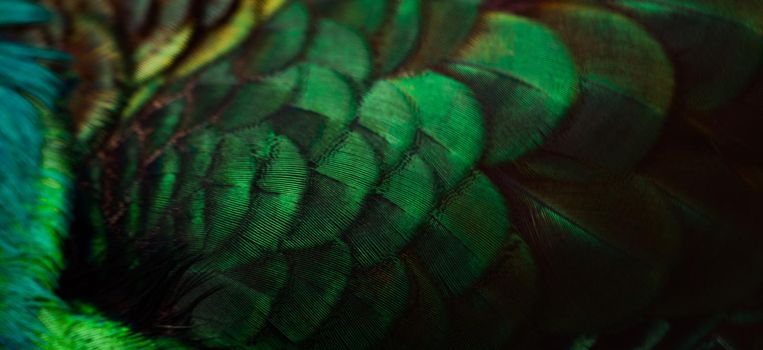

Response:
(1, 0), (763, 348)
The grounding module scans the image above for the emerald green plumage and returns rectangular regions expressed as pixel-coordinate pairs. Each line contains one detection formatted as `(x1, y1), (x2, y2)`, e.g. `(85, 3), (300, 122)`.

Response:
(411, 172), (509, 296)
(306, 20), (372, 83)
(376, 0), (420, 75)
(1, 0), (762, 348)
(354, 80), (417, 170)
(242, 1), (309, 76)
(445, 12), (579, 165)
(528, 4), (674, 174)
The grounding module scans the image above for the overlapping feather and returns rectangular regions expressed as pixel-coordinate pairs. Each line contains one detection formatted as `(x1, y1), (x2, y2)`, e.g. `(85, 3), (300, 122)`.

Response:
(19, 0), (763, 348)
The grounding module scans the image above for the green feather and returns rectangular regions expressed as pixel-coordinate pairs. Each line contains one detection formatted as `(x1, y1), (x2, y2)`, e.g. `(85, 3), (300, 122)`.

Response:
(412, 172), (509, 296)
(221, 66), (301, 130)
(0, 3), (74, 347)
(313, 0), (389, 35)
(529, 3), (674, 174)
(305, 20), (372, 83)
(243, 1), (310, 75)
(445, 12), (579, 165)
(375, 0), (421, 75)
(612, 0), (763, 111)
(183, 253), (288, 347)
(285, 64), (356, 158)
(203, 132), (260, 253)
(345, 154), (435, 268)
(283, 132), (379, 249)
(310, 259), (409, 349)
(393, 72), (484, 190)
(269, 240), (351, 343)
(30, 0), (763, 348)
(402, 0), (480, 72)
(354, 80), (417, 170)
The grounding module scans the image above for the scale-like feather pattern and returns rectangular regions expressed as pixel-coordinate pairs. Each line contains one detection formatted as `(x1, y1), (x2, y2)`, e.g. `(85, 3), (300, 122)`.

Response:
(242, 1), (310, 76)
(524, 3), (674, 175)
(446, 12), (578, 164)
(33, 0), (763, 348)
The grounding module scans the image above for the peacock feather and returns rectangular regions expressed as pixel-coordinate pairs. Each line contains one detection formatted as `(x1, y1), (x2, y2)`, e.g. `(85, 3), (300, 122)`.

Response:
(1, 0), (762, 348)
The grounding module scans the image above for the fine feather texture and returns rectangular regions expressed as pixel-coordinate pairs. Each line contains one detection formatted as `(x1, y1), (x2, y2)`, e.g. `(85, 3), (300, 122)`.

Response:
(0, 1), (70, 347)
(0, 2), (192, 349)
(2, 0), (762, 348)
